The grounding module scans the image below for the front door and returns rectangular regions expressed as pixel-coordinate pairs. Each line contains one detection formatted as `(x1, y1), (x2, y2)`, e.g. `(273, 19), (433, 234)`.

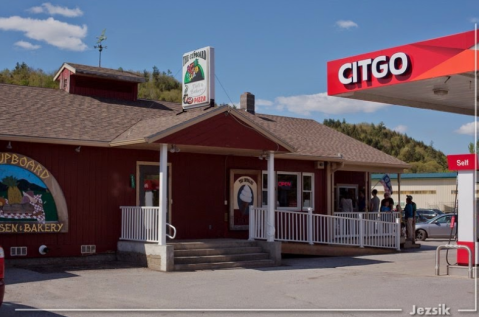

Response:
(229, 169), (261, 231)
(137, 162), (172, 224)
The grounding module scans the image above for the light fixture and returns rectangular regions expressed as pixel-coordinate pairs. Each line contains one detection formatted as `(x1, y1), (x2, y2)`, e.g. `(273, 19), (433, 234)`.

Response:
(75, 146), (81, 153)
(6, 141), (12, 150)
(258, 151), (268, 160)
(169, 144), (180, 153)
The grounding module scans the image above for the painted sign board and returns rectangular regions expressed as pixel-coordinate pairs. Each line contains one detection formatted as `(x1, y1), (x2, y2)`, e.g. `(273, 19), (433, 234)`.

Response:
(230, 170), (260, 230)
(327, 30), (479, 96)
(447, 154), (477, 171)
(0, 152), (68, 233)
(182, 46), (215, 110)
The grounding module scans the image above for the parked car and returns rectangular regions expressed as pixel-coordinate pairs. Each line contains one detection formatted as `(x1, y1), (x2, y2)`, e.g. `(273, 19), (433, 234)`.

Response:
(415, 214), (458, 241)
(400, 211), (429, 224)
(0, 245), (4, 307)
(416, 208), (444, 219)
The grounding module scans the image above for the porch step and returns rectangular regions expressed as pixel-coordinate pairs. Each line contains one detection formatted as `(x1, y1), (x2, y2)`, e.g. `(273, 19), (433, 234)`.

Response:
(175, 246), (263, 257)
(174, 259), (275, 271)
(169, 240), (258, 250)
(175, 252), (269, 264)
(171, 240), (277, 271)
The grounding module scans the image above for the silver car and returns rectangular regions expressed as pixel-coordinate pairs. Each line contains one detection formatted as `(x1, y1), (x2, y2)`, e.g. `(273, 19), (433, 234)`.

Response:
(415, 214), (457, 241)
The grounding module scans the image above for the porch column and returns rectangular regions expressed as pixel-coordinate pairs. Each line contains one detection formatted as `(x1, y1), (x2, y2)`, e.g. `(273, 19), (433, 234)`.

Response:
(397, 173), (401, 211)
(158, 143), (168, 245)
(267, 151), (276, 242)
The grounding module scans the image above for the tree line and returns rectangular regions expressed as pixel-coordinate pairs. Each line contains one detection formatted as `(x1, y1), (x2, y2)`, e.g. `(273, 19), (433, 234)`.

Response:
(0, 62), (182, 103)
(323, 119), (448, 173)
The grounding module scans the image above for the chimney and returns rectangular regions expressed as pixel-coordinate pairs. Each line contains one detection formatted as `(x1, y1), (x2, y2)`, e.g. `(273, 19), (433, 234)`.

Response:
(240, 92), (255, 115)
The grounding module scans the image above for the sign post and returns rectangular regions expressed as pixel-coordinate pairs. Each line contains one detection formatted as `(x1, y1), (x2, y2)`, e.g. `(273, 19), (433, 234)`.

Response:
(447, 154), (479, 266)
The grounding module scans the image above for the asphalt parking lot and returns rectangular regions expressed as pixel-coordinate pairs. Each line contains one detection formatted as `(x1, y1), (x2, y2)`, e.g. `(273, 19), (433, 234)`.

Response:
(1, 240), (477, 317)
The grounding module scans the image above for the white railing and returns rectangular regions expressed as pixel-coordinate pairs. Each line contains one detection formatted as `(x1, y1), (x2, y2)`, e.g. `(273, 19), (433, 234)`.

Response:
(334, 211), (400, 223)
(250, 208), (400, 250)
(120, 207), (176, 243)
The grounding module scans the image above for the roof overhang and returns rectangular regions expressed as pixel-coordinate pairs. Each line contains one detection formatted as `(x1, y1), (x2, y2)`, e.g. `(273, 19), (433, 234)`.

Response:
(53, 63), (145, 83)
(111, 106), (296, 153)
(327, 30), (478, 115)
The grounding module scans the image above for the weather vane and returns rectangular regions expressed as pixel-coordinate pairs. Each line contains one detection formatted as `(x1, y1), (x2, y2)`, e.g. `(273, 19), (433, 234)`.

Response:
(94, 29), (107, 67)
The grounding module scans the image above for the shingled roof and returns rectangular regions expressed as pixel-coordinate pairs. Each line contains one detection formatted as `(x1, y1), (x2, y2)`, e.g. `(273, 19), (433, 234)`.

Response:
(0, 83), (408, 170)
(53, 63), (145, 83)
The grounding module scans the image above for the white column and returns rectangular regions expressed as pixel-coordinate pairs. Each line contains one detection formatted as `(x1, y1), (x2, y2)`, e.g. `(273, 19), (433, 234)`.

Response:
(267, 151), (275, 242)
(158, 143), (168, 245)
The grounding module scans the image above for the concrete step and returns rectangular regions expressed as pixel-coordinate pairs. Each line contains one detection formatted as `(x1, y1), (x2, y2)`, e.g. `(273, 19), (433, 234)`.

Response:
(174, 246), (263, 257)
(169, 240), (258, 250)
(174, 259), (276, 271)
(175, 252), (270, 264)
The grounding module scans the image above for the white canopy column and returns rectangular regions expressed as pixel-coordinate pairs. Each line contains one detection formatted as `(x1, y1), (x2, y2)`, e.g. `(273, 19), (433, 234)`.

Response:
(267, 151), (276, 242)
(158, 143), (168, 245)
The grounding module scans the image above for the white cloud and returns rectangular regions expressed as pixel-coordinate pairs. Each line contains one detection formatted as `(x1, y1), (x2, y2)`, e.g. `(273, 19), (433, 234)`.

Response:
(470, 17), (479, 23)
(14, 40), (41, 50)
(336, 20), (358, 29)
(28, 2), (83, 17)
(256, 99), (273, 107)
(392, 125), (408, 133)
(455, 122), (478, 135)
(273, 92), (389, 116)
(0, 16), (88, 51)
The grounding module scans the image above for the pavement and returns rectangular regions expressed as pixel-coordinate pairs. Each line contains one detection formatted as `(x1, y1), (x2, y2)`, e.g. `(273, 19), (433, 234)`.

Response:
(0, 240), (477, 317)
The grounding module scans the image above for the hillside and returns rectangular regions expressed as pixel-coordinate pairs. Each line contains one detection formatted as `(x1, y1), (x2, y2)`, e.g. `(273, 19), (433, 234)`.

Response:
(0, 62), (182, 103)
(323, 119), (448, 173)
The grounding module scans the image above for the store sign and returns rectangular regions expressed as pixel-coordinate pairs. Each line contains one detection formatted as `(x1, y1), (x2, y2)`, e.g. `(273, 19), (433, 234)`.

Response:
(182, 46), (215, 110)
(338, 52), (409, 84)
(230, 170), (260, 231)
(0, 152), (68, 233)
(327, 30), (478, 96)
(447, 154), (478, 171)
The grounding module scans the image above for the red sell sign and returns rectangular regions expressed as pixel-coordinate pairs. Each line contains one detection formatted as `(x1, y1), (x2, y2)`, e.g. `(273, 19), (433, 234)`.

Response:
(447, 154), (478, 171)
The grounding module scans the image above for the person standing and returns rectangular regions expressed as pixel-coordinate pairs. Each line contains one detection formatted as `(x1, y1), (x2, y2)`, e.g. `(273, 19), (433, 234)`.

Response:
(358, 191), (366, 212)
(370, 189), (380, 212)
(404, 196), (414, 241)
(341, 193), (354, 212)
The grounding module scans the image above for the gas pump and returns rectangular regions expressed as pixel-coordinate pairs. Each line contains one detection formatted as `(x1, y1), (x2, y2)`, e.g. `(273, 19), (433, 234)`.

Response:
(447, 154), (479, 266)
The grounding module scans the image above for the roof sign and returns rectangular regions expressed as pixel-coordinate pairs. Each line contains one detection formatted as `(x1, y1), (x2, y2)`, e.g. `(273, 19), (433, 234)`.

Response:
(182, 46), (215, 110)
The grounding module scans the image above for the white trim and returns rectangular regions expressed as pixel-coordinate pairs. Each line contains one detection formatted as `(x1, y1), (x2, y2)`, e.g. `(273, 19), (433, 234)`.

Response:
(302, 172), (314, 211)
(53, 63), (76, 81)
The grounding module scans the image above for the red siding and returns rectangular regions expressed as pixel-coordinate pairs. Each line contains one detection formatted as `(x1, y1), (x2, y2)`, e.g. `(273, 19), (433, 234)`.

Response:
(0, 141), (326, 258)
(158, 114), (288, 151)
(0, 141), (158, 258)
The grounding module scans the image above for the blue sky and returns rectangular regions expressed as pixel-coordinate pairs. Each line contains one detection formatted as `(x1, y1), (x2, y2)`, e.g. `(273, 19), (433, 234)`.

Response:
(0, 1), (478, 155)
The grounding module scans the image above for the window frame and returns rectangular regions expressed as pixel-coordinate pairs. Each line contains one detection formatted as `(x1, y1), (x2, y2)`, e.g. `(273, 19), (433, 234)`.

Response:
(261, 171), (315, 212)
(302, 172), (314, 211)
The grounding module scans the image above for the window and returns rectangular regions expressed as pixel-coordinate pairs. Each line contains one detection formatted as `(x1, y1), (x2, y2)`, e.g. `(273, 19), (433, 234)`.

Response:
(262, 171), (314, 211)
(302, 173), (314, 210)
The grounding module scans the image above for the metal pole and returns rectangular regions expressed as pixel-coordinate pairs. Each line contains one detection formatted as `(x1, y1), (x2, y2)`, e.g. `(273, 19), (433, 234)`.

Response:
(267, 151), (275, 242)
(158, 144), (168, 245)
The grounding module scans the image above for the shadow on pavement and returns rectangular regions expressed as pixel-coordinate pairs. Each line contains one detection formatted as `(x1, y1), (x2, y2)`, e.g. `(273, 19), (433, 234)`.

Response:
(0, 302), (67, 317)
(259, 255), (391, 271)
(6, 260), (143, 285)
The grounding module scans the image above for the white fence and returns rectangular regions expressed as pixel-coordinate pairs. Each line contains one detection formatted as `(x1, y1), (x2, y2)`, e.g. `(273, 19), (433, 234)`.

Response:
(334, 211), (400, 223)
(250, 208), (400, 250)
(120, 207), (176, 243)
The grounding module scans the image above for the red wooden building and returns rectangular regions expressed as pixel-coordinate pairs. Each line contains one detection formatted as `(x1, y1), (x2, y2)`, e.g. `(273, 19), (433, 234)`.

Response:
(0, 63), (408, 268)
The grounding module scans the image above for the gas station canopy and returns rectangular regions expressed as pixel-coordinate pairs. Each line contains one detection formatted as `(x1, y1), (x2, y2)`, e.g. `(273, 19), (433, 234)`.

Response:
(327, 30), (479, 116)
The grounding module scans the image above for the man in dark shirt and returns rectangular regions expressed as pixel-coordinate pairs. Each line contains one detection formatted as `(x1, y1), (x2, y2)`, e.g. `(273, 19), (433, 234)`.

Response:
(404, 196), (414, 241)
